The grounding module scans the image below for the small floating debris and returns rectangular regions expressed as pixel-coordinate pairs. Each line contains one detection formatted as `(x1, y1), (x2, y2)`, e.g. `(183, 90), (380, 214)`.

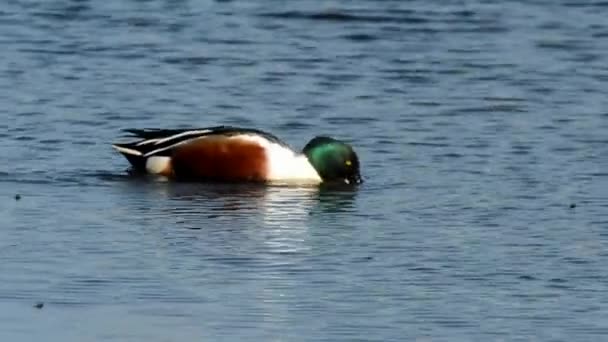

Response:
(14, 194), (21, 201)
(33, 302), (44, 309)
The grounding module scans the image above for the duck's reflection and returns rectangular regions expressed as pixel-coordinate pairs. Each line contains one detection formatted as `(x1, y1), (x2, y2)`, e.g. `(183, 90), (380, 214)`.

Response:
(113, 176), (359, 256)
(116, 177), (357, 219)
(110, 177), (361, 318)
(121, 178), (359, 217)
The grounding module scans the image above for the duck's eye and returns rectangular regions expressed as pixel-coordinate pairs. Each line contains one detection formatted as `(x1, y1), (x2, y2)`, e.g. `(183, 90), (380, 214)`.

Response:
(345, 160), (352, 167)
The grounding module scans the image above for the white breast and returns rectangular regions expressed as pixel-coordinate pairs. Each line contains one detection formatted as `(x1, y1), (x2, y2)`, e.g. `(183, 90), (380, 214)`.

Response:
(238, 135), (322, 184)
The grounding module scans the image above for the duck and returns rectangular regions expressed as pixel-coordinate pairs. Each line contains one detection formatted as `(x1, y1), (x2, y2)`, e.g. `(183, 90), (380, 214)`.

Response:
(112, 126), (362, 185)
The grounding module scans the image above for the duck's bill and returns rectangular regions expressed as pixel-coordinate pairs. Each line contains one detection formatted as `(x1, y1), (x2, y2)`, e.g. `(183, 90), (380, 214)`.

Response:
(344, 174), (363, 185)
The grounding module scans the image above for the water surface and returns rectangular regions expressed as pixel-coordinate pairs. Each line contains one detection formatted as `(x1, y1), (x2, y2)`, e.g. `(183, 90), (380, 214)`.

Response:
(2, 0), (608, 341)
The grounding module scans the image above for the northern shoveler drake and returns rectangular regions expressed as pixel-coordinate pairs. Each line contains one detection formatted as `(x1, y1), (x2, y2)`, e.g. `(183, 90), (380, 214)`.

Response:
(112, 126), (362, 185)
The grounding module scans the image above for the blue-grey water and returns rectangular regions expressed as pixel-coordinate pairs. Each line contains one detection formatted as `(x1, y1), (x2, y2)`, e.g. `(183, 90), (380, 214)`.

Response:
(2, 0), (608, 341)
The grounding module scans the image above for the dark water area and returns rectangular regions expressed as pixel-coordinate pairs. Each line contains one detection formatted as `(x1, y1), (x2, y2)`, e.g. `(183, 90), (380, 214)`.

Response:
(2, 0), (608, 341)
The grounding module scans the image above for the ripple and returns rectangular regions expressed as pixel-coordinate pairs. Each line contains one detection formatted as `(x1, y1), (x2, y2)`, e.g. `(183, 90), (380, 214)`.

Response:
(563, 1), (608, 7)
(258, 10), (430, 24)
(275, 121), (315, 131)
(161, 56), (220, 66)
(341, 33), (378, 42)
(448, 104), (527, 114)
(324, 116), (378, 125)
(536, 39), (585, 51)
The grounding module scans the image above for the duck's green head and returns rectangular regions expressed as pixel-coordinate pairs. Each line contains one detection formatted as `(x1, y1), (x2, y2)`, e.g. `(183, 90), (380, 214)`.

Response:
(303, 136), (362, 185)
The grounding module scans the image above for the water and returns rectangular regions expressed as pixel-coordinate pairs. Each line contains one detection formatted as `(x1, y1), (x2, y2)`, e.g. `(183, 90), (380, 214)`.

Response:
(2, 0), (608, 340)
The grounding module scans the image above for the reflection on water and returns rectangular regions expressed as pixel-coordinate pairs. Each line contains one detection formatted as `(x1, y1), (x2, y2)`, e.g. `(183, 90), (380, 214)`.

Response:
(97, 177), (364, 328)
(111, 177), (359, 258)
(116, 177), (359, 217)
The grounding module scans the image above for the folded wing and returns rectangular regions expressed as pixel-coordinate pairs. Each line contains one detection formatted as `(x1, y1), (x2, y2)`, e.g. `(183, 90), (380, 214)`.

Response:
(112, 126), (277, 181)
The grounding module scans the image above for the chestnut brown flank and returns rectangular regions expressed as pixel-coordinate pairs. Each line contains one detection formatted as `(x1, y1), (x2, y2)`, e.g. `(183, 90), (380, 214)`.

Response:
(170, 136), (269, 181)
